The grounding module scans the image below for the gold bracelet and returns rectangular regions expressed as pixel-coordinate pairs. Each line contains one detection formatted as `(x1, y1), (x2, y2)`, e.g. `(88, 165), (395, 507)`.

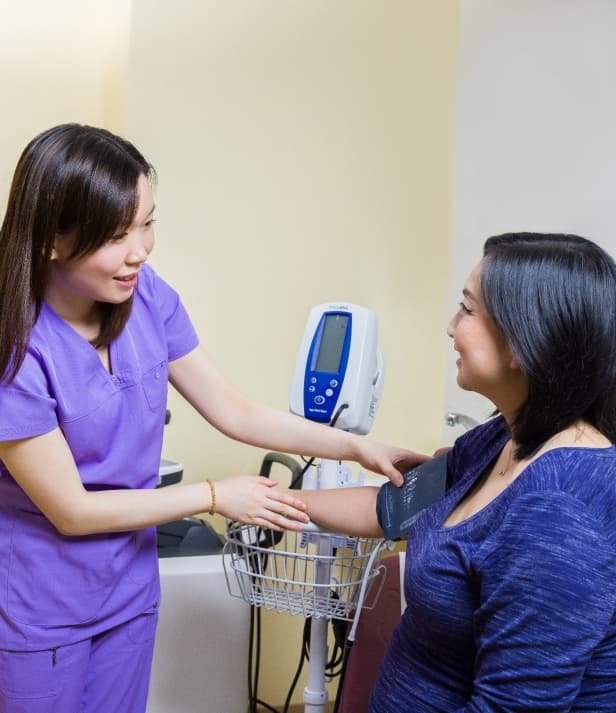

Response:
(206, 479), (216, 516)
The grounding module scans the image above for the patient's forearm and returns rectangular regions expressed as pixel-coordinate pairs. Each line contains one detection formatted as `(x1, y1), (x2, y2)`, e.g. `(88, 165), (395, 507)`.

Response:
(295, 487), (381, 537)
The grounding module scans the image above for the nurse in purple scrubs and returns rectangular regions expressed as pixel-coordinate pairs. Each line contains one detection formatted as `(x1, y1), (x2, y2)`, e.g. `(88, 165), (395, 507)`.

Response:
(0, 124), (421, 713)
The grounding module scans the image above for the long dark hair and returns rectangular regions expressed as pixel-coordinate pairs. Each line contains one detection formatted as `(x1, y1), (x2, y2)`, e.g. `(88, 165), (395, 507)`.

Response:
(481, 232), (616, 458)
(0, 124), (155, 383)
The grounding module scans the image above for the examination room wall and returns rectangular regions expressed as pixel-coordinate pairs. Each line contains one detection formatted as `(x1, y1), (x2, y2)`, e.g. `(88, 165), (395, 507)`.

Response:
(443, 0), (616, 442)
(126, 0), (457, 492)
(0, 1), (130, 212)
(125, 1), (459, 707)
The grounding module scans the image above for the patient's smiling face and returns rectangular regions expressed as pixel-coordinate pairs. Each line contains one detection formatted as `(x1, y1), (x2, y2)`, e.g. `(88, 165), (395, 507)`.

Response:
(447, 261), (526, 416)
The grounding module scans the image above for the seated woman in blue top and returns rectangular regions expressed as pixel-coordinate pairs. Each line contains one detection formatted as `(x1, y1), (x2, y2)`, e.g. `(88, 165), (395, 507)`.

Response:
(298, 233), (616, 712)
(0, 124), (422, 713)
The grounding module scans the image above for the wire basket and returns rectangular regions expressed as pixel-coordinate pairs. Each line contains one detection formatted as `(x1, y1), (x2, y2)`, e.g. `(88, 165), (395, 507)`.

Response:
(223, 523), (389, 621)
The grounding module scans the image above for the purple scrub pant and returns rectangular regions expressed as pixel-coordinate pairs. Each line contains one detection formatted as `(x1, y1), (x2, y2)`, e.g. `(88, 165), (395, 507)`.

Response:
(0, 609), (158, 713)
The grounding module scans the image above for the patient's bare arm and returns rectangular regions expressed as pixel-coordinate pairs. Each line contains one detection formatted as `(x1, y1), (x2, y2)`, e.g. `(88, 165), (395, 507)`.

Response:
(292, 486), (382, 537)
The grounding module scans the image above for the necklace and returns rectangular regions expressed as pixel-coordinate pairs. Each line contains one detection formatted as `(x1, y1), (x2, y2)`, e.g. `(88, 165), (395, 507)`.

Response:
(497, 441), (514, 477)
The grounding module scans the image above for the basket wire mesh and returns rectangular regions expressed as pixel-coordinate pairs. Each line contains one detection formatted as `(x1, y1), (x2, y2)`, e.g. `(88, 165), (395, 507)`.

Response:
(223, 523), (389, 621)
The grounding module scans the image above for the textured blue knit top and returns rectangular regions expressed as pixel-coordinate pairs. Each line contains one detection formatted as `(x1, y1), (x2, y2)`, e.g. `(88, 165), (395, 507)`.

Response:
(369, 416), (616, 712)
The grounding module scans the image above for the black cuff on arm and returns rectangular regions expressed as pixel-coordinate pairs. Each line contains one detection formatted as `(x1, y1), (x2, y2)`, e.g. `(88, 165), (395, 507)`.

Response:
(376, 453), (449, 540)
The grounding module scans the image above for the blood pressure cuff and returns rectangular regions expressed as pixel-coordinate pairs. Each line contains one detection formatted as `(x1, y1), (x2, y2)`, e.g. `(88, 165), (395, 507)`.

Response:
(376, 453), (449, 540)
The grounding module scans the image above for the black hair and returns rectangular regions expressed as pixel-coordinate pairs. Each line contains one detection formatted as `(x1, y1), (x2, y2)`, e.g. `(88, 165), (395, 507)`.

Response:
(481, 232), (616, 458)
(0, 123), (155, 383)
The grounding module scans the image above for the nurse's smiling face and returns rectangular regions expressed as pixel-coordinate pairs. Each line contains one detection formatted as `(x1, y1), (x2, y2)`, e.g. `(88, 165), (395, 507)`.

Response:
(47, 174), (155, 322)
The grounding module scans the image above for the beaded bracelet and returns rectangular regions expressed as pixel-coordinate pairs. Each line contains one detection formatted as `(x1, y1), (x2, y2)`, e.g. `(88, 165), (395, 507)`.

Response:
(206, 479), (216, 516)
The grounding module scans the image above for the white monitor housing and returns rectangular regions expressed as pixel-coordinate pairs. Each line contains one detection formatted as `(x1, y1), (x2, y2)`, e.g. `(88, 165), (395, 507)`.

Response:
(289, 302), (383, 435)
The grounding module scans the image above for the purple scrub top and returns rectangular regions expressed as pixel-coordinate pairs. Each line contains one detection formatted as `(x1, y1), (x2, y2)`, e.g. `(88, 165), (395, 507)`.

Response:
(0, 265), (199, 650)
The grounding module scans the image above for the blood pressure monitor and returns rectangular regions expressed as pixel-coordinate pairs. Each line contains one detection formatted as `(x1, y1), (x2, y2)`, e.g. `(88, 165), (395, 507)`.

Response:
(289, 302), (383, 435)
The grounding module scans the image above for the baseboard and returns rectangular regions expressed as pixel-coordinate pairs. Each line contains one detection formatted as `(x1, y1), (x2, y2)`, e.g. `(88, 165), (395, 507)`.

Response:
(259, 705), (334, 713)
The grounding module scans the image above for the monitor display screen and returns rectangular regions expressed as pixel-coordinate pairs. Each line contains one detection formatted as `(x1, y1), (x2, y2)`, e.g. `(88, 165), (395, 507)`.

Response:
(314, 314), (349, 373)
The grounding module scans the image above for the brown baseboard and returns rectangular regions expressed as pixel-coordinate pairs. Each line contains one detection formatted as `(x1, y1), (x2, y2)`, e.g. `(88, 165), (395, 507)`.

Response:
(261, 705), (334, 713)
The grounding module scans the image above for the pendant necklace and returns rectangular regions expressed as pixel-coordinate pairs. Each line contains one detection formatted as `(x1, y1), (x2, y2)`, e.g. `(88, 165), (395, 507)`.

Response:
(498, 441), (514, 477)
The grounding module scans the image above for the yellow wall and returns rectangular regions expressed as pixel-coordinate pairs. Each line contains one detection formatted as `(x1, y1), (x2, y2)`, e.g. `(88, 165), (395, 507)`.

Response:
(1, 1), (458, 707)
(126, 0), (457, 477)
(126, 1), (459, 705)
(0, 0), (131, 214)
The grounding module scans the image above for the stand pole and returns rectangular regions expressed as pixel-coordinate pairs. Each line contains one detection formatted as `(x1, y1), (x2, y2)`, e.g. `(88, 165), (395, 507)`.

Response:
(301, 459), (339, 713)
(303, 613), (329, 712)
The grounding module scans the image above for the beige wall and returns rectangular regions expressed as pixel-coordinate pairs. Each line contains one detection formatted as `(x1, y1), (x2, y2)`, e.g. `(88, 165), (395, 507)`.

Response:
(0, 0), (131, 214)
(126, 0), (457, 476)
(126, 1), (458, 705)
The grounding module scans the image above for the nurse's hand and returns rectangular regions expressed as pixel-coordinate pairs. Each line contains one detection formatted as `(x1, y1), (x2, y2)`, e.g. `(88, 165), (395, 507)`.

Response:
(214, 475), (310, 531)
(352, 438), (431, 487)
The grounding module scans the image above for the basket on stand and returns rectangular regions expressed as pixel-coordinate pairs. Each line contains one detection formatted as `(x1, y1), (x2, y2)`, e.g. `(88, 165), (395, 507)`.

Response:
(223, 523), (389, 622)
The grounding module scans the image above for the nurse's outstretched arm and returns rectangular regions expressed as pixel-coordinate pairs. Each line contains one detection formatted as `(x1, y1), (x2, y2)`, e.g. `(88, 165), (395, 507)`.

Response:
(0, 430), (309, 536)
(168, 346), (428, 486)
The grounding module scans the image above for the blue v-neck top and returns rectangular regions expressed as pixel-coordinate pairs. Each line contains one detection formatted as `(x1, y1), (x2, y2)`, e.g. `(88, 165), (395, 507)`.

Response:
(370, 416), (616, 712)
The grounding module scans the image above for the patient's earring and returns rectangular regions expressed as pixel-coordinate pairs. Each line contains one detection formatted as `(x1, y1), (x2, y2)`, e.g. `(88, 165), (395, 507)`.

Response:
(50, 233), (64, 260)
